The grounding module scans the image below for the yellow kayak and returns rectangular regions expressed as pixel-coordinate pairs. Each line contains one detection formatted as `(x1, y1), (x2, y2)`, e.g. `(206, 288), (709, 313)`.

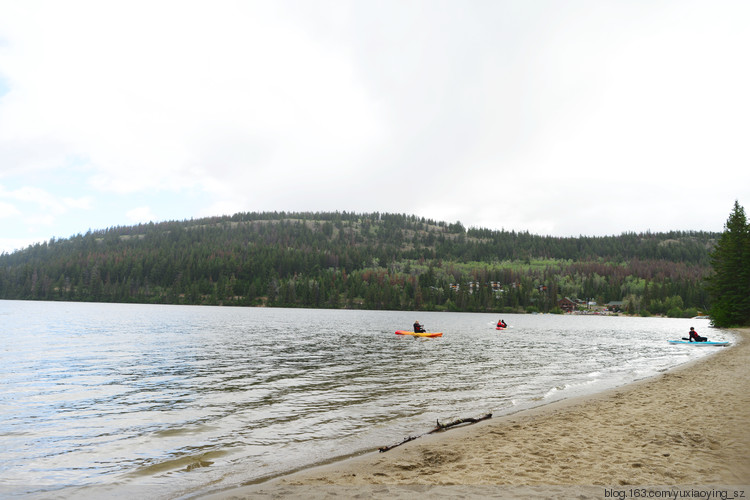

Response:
(395, 330), (443, 337)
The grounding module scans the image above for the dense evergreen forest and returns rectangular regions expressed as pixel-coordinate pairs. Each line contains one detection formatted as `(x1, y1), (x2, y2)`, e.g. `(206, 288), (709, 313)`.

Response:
(0, 211), (718, 316)
(706, 201), (750, 327)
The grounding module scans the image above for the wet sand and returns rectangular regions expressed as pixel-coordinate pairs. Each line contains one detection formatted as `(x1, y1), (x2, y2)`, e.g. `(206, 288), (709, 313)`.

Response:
(202, 329), (750, 499)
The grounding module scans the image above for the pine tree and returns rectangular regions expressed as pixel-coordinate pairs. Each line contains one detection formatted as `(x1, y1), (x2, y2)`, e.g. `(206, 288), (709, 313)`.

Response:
(707, 201), (750, 327)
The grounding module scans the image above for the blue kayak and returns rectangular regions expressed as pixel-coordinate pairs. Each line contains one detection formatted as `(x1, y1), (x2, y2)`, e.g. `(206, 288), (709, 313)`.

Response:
(667, 340), (730, 346)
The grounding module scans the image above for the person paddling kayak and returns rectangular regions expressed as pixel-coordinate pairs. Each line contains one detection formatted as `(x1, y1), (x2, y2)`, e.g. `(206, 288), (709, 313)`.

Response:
(497, 319), (507, 328)
(413, 320), (426, 333)
(688, 326), (707, 342)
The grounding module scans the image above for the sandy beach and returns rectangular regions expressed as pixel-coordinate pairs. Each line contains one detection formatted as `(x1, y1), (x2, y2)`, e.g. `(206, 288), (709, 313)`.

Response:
(203, 329), (750, 499)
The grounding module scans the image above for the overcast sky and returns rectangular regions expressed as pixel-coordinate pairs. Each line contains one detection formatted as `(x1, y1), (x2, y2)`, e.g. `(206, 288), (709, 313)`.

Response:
(1, 0), (749, 254)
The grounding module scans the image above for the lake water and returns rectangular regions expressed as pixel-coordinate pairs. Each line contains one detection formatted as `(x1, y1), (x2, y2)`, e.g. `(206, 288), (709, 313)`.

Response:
(0, 300), (730, 499)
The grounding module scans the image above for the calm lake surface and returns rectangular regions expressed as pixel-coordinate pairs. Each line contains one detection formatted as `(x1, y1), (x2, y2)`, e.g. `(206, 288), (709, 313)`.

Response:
(0, 300), (730, 499)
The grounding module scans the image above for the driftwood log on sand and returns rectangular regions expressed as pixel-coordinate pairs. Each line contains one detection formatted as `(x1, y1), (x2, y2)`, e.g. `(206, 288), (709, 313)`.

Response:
(378, 413), (492, 452)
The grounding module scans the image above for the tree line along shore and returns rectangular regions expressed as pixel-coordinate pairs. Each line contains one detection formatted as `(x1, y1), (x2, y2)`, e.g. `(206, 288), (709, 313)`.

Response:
(0, 211), (720, 318)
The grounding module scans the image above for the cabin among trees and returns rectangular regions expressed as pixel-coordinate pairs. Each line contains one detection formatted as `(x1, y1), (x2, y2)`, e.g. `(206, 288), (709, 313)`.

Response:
(606, 301), (625, 312)
(558, 297), (576, 313)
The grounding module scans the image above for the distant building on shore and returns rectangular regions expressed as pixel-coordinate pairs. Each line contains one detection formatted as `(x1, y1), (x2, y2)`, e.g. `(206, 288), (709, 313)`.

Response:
(558, 297), (576, 313)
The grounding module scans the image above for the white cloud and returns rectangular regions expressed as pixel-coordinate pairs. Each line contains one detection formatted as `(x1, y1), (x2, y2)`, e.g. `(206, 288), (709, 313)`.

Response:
(6, 186), (62, 211)
(24, 213), (56, 227)
(0, 237), (40, 254)
(0, 0), (748, 244)
(0, 185), (92, 215)
(0, 0), (384, 197)
(0, 200), (20, 218)
(126, 206), (157, 224)
(62, 196), (93, 210)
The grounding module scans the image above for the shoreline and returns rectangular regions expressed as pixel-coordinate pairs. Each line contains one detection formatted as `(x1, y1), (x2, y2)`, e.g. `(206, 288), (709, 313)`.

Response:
(200, 329), (750, 499)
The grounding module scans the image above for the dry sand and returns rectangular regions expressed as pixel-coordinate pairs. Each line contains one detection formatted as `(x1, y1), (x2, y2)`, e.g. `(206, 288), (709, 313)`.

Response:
(202, 329), (750, 499)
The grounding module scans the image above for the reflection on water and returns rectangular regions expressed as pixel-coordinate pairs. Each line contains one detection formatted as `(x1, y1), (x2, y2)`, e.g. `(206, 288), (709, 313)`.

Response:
(0, 301), (728, 498)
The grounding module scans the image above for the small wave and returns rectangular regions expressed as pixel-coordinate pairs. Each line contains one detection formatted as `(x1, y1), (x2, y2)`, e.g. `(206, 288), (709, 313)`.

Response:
(150, 424), (217, 439)
(542, 377), (604, 400)
(128, 451), (226, 477)
(543, 385), (569, 399)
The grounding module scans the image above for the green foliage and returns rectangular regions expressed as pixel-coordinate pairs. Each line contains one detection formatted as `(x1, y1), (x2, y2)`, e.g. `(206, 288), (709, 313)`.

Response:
(707, 201), (750, 327)
(0, 211), (718, 315)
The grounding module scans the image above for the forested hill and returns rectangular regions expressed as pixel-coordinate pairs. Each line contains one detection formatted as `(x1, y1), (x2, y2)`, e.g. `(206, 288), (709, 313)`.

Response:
(0, 211), (718, 316)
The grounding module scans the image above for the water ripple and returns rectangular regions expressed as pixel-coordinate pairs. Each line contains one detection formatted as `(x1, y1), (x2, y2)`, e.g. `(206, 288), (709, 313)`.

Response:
(0, 301), (728, 499)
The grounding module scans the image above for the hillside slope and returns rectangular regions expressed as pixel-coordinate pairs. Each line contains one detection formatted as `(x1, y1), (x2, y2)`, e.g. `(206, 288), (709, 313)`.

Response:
(0, 211), (716, 314)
